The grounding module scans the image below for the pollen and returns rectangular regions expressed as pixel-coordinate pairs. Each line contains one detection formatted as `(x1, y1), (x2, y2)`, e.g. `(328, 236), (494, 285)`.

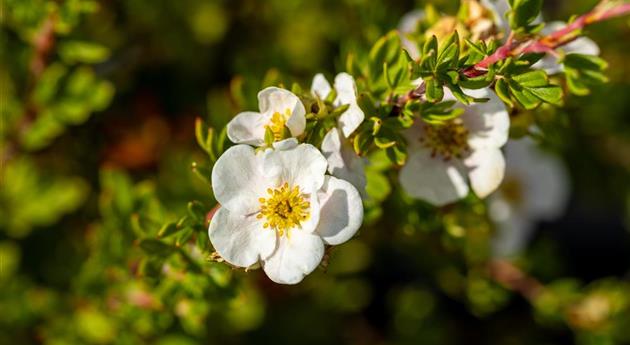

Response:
(420, 119), (470, 161)
(266, 109), (291, 141)
(257, 182), (310, 237)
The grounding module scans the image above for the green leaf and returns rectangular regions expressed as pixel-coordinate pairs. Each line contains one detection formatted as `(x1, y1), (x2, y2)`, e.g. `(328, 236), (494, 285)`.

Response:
(187, 201), (207, 223)
(509, 80), (541, 110)
(191, 162), (212, 186)
(509, 0), (543, 31)
(386, 145), (407, 165)
(139, 239), (176, 257)
(353, 131), (371, 155)
(374, 136), (397, 149)
(512, 70), (548, 88)
(495, 78), (514, 108)
(446, 83), (474, 105)
(58, 40), (110, 64)
(425, 77), (444, 103)
(528, 86), (563, 106)
(437, 32), (460, 69)
(175, 228), (194, 247)
(157, 222), (181, 238)
(563, 54), (608, 71)
(33, 63), (67, 105)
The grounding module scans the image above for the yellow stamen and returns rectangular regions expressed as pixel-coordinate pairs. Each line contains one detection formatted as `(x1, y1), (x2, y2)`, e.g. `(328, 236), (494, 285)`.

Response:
(258, 182), (310, 237)
(420, 119), (470, 161)
(266, 109), (291, 141)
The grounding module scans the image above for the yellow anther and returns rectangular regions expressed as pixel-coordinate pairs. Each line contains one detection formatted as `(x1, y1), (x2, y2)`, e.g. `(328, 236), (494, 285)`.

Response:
(258, 182), (310, 237)
(420, 119), (470, 161)
(265, 109), (291, 141)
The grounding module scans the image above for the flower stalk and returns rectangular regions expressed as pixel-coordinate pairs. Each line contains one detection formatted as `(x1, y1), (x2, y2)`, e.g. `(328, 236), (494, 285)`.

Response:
(392, 0), (630, 113)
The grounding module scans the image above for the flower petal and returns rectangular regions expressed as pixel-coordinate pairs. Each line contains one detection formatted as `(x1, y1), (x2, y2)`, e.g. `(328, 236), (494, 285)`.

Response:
(460, 88), (510, 149)
(321, 128), (367, 196)
(503, 138), (570, 219)
(338, 104), (365, 138)
(491, 211), (533, 257)
(334, 73), (365, 137)
(272, 138), (299, 151)
(465, 147), (505, 199)
(299, 191), (321, 234)
(212, 145), (267, 215)
(400, 147), (470, 206)
(258, 87), (306, 137)
(533, 55), (562, 75)
(262, 230), (324, 284)
(208, 207), (277, 268)
(311, 73), (332, 99)
(315, 176), (363, 245)
(262, 143), (328, 194)
(226, 111), (267, 146)
(565, 36), (600, 56)
(398, 9), (425, 34)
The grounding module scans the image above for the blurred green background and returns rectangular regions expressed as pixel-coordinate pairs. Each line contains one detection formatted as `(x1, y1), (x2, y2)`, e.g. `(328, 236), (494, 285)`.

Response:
(1, 0), (630, 344)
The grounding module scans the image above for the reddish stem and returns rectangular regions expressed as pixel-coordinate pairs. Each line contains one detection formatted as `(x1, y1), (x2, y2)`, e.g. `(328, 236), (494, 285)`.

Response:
(463, 0), (630, 77)
(390, 0), (630, 114)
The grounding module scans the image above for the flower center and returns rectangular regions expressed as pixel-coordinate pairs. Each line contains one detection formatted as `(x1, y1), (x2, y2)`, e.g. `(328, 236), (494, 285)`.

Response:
(500, 177), (524, 206)
(420, 119), (470, 160)
(266, 109), (291, 141)
(257, 182), (310, 237)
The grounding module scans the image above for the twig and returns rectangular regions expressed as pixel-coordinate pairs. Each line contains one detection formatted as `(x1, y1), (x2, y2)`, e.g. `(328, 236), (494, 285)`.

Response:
(390, 0), (630, 113)
(488, 259), (545, 301)
(463, 0), (630, 77)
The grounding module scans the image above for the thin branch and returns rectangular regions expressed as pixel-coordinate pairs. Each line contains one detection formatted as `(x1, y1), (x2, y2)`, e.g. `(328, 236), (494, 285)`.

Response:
(463, 0), (630, 77)
(488, 259), (545, 301)
(390, 0), (630, 114)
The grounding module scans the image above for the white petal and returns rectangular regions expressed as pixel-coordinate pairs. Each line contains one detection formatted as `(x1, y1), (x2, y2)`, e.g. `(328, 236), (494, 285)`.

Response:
(399, 147), (470, 206)
(299, 191), (321, 234)
(338, 104), (365, 138)
(564, 37), (600, 56)
(398, 9), (425, 34)
(211, 145), (267, 215)
(311, 73), (332, 99)
(321, 128), (367, 196)
(491, 212), (533, 257)
(262, 143), (328, 194)
(226, 111), (267, 146)
(334, 73), (365, 137)
(400, 36), (420, 61)
(533, 55), (562, 75)
(481, 0), (504, 28)
(285, 107), (306, 138)
(208, 207), (277, 268)
(262, 230), (324, 284)
(465, 147), (505, 199)
(315, 176), (363, 245)
(257, 87), (306, 137)
(460, 88), (510, 149)
(503, 138), (570, 219)
(272, 138), (299, 151)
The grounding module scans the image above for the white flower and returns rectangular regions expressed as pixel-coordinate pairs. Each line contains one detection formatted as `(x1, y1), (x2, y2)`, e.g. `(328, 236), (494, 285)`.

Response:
(321, 127), (367, 197)
(311, 73), (365, 138)
(399, 88), (510, 206)
(227, 87), (306, 146)
(398, 9), (425, 60)
(481, 0), (512, 34)
(532, 21), (600, 75)
(489, 138), (570, 257)
(208, 139), (364, 284)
